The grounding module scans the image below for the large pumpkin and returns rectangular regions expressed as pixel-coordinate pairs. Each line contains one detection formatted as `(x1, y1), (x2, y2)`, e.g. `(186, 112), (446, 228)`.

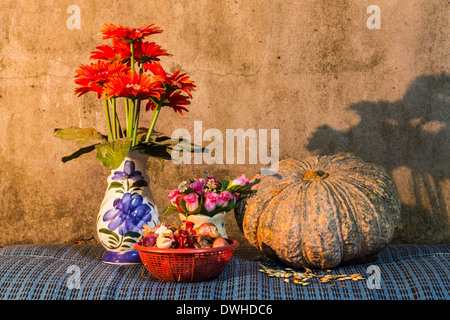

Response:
(235, 154), (401, 269)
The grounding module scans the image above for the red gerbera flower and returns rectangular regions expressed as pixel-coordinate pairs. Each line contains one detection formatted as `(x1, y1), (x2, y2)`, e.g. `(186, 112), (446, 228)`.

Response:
(144, 62), (196, 97)
(145, 90), (191, 115)
(90, 38), (131, 62)
(104, 70), (163, 100)
(100, 23), (163, 42)
(74, 60), (129, 98)
(134, 41), (171, 64)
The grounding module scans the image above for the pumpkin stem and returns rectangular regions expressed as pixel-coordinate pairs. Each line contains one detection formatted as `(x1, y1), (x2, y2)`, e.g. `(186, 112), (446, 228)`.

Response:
(302, 169), (329, 181)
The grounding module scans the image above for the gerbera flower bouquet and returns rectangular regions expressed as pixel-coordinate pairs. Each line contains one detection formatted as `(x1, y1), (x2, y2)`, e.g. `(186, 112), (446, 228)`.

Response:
(54, 23), (196, 169)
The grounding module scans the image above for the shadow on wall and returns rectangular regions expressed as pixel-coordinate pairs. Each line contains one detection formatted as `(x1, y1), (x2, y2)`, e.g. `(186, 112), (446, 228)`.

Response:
(306, 73), (449, 243)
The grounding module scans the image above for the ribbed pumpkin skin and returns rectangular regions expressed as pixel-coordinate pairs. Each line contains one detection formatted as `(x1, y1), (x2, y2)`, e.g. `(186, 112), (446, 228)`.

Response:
(237, 154), (401, 269)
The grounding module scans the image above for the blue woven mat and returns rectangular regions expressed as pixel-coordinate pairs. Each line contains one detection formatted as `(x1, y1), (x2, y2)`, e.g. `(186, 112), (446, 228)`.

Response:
(0, 244), (448, 300)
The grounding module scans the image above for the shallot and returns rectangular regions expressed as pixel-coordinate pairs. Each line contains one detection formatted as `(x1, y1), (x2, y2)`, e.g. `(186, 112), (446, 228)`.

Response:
(194, 222), (221, 240)
(212, 237), (229, 248)
(142, 233), (158, 247)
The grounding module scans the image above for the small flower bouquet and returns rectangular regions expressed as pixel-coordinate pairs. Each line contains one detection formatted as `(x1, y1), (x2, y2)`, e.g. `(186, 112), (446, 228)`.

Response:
(54, 23), (196, 169)
(163, 173), (252, 218)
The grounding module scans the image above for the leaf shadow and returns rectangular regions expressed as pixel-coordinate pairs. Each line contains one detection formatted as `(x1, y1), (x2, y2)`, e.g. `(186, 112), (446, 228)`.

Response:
(306, 73), (449, 243)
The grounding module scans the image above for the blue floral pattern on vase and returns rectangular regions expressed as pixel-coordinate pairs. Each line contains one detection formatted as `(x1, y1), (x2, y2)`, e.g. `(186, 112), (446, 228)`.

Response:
(103, 193), (152, 234)
(111, 160), (144, 181)
(97, 155), (158, 259)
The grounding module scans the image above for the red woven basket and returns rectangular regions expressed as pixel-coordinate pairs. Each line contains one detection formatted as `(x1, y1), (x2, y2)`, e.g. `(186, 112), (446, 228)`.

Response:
(134, 239), (239, 282)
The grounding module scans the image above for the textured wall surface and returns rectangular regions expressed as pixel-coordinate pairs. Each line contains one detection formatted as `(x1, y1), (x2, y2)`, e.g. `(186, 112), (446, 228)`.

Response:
(0, 0), (448, 246)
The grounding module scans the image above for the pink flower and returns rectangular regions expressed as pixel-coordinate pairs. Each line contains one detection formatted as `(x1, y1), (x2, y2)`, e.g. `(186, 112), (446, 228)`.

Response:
(230, 174), (249, 187)
(204, 192), (219, 212)
(168, 189), (181, 205)
(183, 193), (199, 212)
(216, 191), (234, 208)
(189, 179), (205, 195)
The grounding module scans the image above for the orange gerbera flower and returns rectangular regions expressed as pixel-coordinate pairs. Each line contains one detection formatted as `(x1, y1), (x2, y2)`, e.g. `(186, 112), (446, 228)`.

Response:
(144, 62), (196, 97)
(145, 90), (191, 115)
(90, 39), (131, 62)
(100, 23), (163, 42)
(103, 70), (163, 99)
(74, 60), (129, 98)
(135, 41), (171, 64)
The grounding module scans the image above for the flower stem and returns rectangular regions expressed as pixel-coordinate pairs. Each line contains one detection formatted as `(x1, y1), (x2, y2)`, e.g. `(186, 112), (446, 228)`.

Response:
(113, 97), (123, 138)
(103, 95), (113, 141)
(130, 42), (135, 73)
(145, 95), (164, 143)
(109, 98), (117, 140)
(124, 98), (130, 137)
(128, 98), (135, 138)
(132, 98), (141, 146)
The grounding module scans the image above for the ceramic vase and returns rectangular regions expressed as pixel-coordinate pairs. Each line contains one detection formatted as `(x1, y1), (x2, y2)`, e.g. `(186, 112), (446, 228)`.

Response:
(179, 212), (228, 238)
(97, 150), (159, 264)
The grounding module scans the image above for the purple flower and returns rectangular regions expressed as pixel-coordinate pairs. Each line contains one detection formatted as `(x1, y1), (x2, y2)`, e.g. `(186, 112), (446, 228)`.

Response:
(184, 193), (199, 212)
(189, 179), (205, 195)
(103, 193), (152, 234)
(111, 160), (144, 181)
(206, 175), (220, 185)
(216, 190), (234, 208)
(204, 192), (219, 212)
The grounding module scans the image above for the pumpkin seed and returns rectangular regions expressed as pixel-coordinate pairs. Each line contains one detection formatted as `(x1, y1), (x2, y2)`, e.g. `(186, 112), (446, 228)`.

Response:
(258, 263), (367, 287)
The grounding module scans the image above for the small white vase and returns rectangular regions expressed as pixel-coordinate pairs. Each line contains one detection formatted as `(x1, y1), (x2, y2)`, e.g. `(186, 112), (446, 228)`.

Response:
(179, 212), (228, 238)
(97, 150), (159, 264)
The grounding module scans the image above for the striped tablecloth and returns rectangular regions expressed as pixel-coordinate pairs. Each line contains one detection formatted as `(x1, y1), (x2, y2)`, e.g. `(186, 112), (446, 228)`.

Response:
(0, 243), (448, 300)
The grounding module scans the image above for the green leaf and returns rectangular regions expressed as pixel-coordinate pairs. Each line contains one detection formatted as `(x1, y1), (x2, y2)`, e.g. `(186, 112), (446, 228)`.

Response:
(134, 142), (172, 160)
(133, 133), (205, 160)
(99, 228), (119, 241)
(61, 145), (97, 163)
(95, 138), (132, 170)
(124, 231), (141, 238)
(54, 126), (108, 145)
(123, 238), (138, 243)
(220, 180), (229, 191)
(177, 197), (188, 214)
(226, 184), (253, 194)
(162, 205), (181, 215)
(108, 181), (124, 191)
(131, 180), (148, 188)
(108, 237), (118, 246)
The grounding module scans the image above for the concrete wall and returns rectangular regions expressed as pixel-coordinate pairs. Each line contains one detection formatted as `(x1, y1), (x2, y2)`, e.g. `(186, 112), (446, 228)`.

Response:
(0, 0), (448, 246)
